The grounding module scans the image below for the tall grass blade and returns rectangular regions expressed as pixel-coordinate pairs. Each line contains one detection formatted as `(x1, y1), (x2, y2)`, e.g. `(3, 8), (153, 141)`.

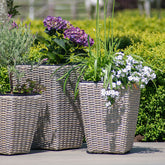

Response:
(74, 65), (87, 98)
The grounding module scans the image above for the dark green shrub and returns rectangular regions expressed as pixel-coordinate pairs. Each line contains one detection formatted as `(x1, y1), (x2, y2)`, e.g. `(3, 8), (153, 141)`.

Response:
(136, 84), (165, 141)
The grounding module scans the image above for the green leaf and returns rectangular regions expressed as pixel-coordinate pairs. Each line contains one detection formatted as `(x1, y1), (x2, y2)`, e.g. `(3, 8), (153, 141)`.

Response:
(74, 65), (87, 98)
(94, 59), (97, 81)
(47, 52), (56, 60)
(52, 38), (66, 50)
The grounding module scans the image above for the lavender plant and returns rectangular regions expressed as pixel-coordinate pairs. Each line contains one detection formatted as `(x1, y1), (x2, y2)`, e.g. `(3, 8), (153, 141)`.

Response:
(40, 16), (94, 64)
(0, 17), (35, 94)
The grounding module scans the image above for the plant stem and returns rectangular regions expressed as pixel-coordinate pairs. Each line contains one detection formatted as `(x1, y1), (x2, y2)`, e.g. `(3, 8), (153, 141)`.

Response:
(111, 0), (115, 52)
(96, 0), (100, 59)
(104, 0), (107, 55)
(9, 71), (13, 94)
(95, 0), (100, 81)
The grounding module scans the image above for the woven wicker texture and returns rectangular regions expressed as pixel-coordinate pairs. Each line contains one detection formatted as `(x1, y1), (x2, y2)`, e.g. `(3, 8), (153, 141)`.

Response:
(0, 94), (42, 155)
(14, 65), (84, 150)
(79, 82), (141, 154)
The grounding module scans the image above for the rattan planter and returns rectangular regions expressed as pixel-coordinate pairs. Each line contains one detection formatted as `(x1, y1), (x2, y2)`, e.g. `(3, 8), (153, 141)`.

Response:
(14, 65), (84, 150)
(79, 82), (141, 154)
(0, 94), (42, 155)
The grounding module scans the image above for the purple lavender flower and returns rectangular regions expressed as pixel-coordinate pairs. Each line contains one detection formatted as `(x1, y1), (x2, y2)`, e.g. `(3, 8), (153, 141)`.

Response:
(7, 14), (18, 29)
(64, 27), (94, 47)
(10, 21), (18, 29)
(8, 14), (12, 19)
(43, 16), (72, 31)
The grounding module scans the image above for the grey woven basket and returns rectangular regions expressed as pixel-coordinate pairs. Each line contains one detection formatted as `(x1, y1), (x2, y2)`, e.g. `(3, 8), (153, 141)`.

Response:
(14, 65), (84, 150)
(79, 82), (141, 154)
(0, 94), (43, 155)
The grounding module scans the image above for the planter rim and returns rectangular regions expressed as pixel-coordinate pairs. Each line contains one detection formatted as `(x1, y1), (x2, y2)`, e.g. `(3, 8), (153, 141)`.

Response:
(79, 81), (140, 91)
(79, 81), (103, 84)
(0, 93), (41, 97)
(17, 63), (78, 67)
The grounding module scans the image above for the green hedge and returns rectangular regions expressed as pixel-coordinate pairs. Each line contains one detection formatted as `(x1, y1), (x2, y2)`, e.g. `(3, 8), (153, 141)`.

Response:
(0, 67), (9, 94)
(1, 10), (164, 141)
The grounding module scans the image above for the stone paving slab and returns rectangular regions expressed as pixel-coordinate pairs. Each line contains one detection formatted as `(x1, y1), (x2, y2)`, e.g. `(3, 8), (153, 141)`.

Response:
(0, 142), (165, 165)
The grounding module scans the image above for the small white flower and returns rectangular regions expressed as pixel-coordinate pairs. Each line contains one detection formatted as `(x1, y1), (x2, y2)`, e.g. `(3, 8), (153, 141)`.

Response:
(141, 78), (149, 84)
(101, 89), (106, 96)
(102, 68), (105, 73)
(134, 77), (140, 82)
(116, 70), (121, 78)
(151, 73), (156, 79)
(115, 55), (123, 60)
(116, 81), (121, 86)
(115, 52), (124, 56)
(126, 55), (133, 63)
(121, 73), (125, 77)
(143, 66), (152, 73)
(112, 82), (116, 88)
(140, 84), (145, 88)
(115, 91), (120, 97)
(135, 64), (143, 71)
(128, 76), (133, 81)
(112, 70), (116, 75)
(132, 59), (139, 64)
(126, 64), (132, 71)
(106, 90), (111, 96)
(106, 102), (111, 107)
(122, 68), (128, 73)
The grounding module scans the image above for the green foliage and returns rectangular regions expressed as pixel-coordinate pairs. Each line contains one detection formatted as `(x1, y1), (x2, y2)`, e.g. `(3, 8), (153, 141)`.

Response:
(0, 18), (35, 93)
(0, 67), (10, 94)
(38, 34), (86, 65)
(15, 79), (46, 94)
(29, 42), (47, 63)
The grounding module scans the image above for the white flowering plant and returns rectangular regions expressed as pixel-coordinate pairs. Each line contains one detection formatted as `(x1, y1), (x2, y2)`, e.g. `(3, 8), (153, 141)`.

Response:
(101, 52), (156, 107)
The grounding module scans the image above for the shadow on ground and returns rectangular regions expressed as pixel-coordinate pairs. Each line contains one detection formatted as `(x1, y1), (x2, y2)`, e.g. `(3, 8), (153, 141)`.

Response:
(129, 146), (162, 154)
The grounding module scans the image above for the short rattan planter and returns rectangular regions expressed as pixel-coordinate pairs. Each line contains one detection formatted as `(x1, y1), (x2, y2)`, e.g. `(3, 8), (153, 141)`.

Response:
(79, 82), (141, 154)
(14, 65), (84, 150)
(0, 94), (42, 155)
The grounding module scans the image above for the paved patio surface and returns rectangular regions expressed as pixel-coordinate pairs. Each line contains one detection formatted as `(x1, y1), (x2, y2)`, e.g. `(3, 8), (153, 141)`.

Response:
(0, 142), (165, 165)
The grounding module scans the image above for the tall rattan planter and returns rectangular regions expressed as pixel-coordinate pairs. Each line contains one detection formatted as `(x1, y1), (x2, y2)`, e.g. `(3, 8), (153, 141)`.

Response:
(0, 94), (42, 155)
(14, 65), (84, 150)
(79, 82), (141, 154)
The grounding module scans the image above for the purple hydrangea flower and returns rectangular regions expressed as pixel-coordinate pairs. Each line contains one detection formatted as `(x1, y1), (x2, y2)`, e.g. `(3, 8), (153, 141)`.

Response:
(43, 16), (72, 31)
(64, 27), (94, 47)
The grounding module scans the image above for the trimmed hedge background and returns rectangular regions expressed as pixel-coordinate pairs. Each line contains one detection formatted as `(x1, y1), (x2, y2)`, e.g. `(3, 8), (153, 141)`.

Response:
(1, 10), (164, 141)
